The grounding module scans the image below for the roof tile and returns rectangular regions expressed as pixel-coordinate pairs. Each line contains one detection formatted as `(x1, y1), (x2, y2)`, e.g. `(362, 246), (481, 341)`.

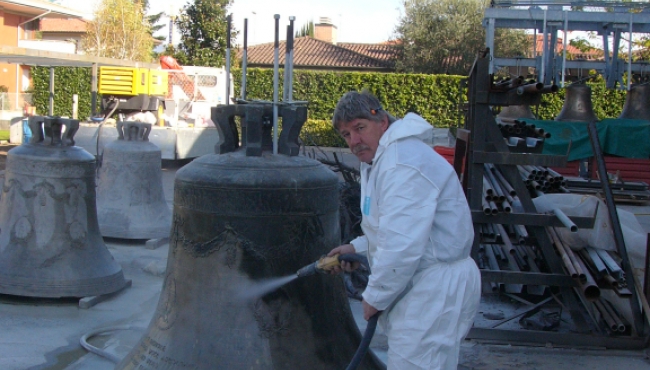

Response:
(242, 37), (395, 71)
(40, 18), (87, 33)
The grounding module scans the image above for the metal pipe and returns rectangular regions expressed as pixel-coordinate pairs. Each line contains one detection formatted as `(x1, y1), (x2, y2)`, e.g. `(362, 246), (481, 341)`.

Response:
(628, 14), (633, 92)
(547, 227), (578, 279)
(490, 165), (516, 197)
(540, 84), (559, 94)
(595, 248), (624, 281)
(553, 207), (578, 232)
(586, 247), (608, 276)
(496, 224), (515, 255)
(550, 226), (585, 281)
(516, 82), (544, 95)
(49, 67), (54, 116)
(225, 14), (232, 105)
(283, 25), (291, 101)
(241, 18), (248, 101)
(575, 255), (601, 301)
(540, 8), (547, 82)
(562, 10), (568, 87)
(272, 14), (280, 155)
(484, 244), (501, 292)
(600, 299), (626, 332)
(594, 300), (619, 331)
(288, 16), (295, 102)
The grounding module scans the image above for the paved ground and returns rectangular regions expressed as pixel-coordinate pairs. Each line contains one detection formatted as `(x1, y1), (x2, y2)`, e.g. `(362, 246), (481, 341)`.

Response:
(0, 146), (649, 369)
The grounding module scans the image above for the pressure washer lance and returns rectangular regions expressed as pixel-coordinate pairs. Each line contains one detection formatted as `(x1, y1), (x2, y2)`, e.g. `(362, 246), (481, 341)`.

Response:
(296, 254), (381, 370)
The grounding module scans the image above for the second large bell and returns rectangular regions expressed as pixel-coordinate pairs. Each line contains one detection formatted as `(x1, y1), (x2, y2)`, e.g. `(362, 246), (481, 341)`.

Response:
(97, 122), (171, 239)
(0, 117), (126, 298)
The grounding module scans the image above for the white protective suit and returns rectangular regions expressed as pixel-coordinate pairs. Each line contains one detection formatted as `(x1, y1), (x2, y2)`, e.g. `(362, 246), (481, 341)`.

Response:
(349, 113), (481, 370)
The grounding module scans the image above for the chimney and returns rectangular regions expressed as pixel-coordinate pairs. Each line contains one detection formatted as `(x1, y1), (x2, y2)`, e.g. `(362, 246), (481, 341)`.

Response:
(314, 17), (337, 45)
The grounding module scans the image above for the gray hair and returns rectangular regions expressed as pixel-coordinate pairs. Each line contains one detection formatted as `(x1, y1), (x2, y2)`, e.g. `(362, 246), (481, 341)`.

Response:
(332, 90), (396, 130)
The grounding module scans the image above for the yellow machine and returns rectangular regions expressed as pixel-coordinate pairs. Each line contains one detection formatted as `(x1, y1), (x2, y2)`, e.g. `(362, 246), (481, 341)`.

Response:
(99, 67), (168, 120)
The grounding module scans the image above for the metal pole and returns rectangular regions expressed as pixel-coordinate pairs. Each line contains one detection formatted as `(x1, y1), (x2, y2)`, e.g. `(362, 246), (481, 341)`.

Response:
(225, 14), (232, 105)
(49, 67), (54, 116)
(241, 18), (248, 101)
(283, 25), (291, 101)
(587, 121), (645, 335)
(288, 16), (295, 102)
(91, 63), (98, 117)
(628, 14), (633, 91)
(540, 9), (547, 83)
(273, 14), (280, 155)
(561, 11), (568, 87)
(72, 94), (78, 120)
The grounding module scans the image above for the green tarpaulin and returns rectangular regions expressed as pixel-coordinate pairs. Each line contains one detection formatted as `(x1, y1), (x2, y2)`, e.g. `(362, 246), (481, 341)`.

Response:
(519, 118), (650, 161)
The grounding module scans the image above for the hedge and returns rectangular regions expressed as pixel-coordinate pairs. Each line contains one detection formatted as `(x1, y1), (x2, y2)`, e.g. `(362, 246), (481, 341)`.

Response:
(30, 67), (93, 120)
(30, 66), (630, 147)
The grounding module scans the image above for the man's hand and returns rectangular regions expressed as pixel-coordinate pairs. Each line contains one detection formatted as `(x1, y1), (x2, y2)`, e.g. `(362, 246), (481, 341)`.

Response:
(362, 300), (379, 321)
(327, 244), (358, 274)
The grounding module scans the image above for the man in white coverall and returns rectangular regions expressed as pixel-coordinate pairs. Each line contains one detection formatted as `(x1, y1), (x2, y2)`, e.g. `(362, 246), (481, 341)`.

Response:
(328, 91), (481, 369)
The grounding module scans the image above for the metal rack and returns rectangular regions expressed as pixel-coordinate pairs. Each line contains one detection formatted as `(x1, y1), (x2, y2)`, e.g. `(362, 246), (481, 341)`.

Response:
(458, 52), (647, 348)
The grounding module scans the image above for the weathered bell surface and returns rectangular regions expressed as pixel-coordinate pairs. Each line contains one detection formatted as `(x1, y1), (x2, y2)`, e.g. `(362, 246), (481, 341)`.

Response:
(116, 104), (383, 369)
(0, 116), (126, 298)
(555, 83), (599, 122)
(619, 83), (650, 121)
(497, 104), (536, 124)
(97, 122), (171, 239)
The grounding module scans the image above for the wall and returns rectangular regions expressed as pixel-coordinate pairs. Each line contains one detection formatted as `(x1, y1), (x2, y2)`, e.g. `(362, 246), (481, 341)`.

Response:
(0, 9), (19, 94)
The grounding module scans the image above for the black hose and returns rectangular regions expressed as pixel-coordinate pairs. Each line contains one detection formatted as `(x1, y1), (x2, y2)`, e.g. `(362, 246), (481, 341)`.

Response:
(346, 312), (380, 370)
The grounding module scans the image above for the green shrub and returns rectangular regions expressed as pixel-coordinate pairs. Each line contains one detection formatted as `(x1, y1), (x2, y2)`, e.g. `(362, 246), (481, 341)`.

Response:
(30, 67), (632, 146)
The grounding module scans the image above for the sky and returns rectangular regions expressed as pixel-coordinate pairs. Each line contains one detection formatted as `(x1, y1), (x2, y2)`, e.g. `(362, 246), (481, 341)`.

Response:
(61, 0), (405, 46)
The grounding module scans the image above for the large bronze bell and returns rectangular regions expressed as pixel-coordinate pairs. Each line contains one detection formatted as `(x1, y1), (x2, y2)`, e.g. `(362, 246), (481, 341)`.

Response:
(555, 83), (598, 122)
(96, 122), (171, 239)
(116, 103), (383, 369)
(0, 117), (127, 298)
(497, 105), (536, 124)
(619, 83), (650, 121)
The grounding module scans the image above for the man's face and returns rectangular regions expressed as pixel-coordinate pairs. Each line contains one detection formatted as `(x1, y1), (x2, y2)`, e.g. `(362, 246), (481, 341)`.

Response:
(338, 117), (388, 164)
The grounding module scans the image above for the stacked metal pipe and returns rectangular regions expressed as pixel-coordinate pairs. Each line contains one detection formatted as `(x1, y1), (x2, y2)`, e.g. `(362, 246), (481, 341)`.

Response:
(482, 164), (518, 215)
(517, 165), (569, 195)
(477, 223), (545, 295)
(498, 119), (550, 141)
(591, 297), (628, 334)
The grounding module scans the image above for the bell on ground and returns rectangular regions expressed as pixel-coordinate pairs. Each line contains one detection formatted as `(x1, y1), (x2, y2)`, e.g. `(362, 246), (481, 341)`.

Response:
(497, 105), (536, 124)
(96, 122), (171, 239)
(619, 83), (650, 121)
(0, 116), (127, 298)
(555, 83), (599, 122)
(116, 103), (384, 369)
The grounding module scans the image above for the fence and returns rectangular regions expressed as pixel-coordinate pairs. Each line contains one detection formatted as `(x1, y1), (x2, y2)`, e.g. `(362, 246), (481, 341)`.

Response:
(0, 93), (33, 112)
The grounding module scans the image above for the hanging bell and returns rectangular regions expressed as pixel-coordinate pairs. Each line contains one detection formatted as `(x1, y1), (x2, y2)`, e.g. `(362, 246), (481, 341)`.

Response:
(96, 121), (171, 239)
(0, 116), (127, 298)
(497, 105), (536, 124)
(619, 83), (650, 121)
(555, 83), (598, 122)
(115, 103), (383, 369)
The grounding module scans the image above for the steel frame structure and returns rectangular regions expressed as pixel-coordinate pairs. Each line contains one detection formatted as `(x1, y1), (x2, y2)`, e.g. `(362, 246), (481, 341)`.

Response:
(483, 3), (650, 89)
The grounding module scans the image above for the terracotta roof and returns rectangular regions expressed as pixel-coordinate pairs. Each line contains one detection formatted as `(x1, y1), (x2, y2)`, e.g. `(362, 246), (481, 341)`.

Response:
(532, 34), (603, 60)
(40, 18), (87, 33)
(242, 37), (395, 71)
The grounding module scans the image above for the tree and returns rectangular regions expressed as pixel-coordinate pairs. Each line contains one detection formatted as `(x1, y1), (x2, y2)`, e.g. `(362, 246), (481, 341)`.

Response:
(134, 0), (166, 42)
(295, 20), (314, 38)
(393, 0), (528, 75)
(166, 0), (236, 67)
(82, 0), (153, 62)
